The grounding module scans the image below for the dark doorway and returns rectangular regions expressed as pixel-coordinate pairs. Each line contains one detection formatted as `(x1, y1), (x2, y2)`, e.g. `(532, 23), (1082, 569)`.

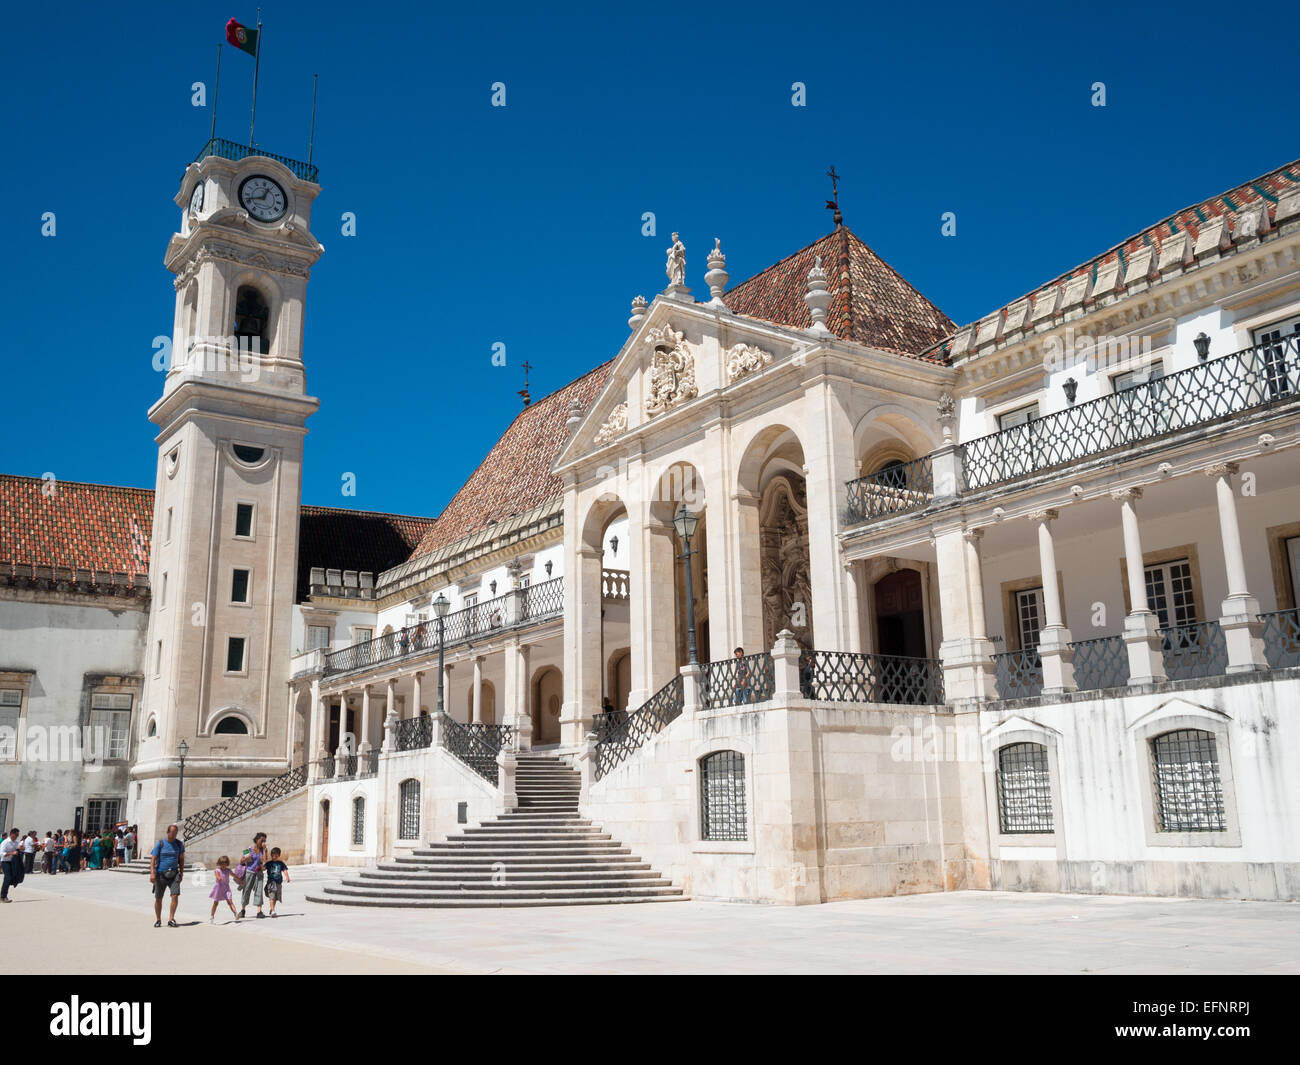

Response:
(874, 569), (927, 658)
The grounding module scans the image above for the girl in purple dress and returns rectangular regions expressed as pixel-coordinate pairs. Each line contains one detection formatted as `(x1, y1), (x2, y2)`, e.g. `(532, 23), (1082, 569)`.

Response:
(208, 856), (241, 923)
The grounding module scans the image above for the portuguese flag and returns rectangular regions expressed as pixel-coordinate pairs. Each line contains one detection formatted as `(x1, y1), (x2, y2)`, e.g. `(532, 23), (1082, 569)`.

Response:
(226, 17), (258, 56)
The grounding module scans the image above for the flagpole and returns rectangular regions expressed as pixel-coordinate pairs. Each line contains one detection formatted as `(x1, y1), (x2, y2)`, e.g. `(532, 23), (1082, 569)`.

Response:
(307, 74), (318, 170)
(210, 44), (222, 143)
(248, 9), (262, 147)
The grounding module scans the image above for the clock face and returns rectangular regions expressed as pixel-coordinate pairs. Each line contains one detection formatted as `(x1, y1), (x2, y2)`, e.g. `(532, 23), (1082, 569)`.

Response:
(188, 182), (204, 215)
(237, 175), (287, 222)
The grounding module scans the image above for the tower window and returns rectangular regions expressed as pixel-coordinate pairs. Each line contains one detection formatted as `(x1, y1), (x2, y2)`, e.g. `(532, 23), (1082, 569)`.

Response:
(232, 444), (265, 465)
(165, 507), (174, 542)
(235, 503), (254, 537)
(234, 285), (269, 353)
(226, 637), (246, 673)
(231, 568), (250, 604)
(214, 717), (249, 735)
(221, 780), (239, 797)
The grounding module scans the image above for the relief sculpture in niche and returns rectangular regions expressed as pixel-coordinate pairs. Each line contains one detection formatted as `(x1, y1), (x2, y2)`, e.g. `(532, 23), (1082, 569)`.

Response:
(644, 323), (697, 417)
(760, 474), (812, 651)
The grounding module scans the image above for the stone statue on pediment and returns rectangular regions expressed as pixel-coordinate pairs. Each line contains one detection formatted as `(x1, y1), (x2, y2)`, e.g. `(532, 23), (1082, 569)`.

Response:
(666, 232), (686, 288)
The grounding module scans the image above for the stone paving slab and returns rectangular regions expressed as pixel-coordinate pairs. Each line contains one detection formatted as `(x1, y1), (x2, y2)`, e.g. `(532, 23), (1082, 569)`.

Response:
(10, 865), (1297, 975)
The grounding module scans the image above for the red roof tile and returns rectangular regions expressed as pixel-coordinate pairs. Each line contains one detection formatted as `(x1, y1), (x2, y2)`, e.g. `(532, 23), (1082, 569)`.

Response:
(409, 361), (615, 559)
(0, 475), (154, 575)
(297, 505), (436, 599)
(723, 226), (955, 360)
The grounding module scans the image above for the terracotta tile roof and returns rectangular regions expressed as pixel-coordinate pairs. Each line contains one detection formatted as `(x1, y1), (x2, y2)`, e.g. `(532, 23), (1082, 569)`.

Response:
(723, 226), (955, 360)
(297, 505), (436, 600)
(930, 157), (1300, 361)
(409, 361), (615, 559)
(0, 475), (154, 574)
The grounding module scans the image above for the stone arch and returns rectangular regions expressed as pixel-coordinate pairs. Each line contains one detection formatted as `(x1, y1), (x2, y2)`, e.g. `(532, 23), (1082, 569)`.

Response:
(531, 666), (563, 745)
(205, 706), (254, 736)
(852, 403), (939, 478)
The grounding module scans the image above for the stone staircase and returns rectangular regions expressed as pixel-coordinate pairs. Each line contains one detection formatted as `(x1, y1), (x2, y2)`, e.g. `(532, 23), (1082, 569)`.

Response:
(309, 753), (685, 908)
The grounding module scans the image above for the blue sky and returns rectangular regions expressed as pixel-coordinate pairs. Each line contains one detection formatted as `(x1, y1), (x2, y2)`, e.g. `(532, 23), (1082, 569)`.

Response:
(3, 1), (1297, 518)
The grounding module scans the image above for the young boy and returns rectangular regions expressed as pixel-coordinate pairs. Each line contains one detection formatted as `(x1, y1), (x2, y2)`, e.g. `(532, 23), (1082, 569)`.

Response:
(263, 848), (290, 916)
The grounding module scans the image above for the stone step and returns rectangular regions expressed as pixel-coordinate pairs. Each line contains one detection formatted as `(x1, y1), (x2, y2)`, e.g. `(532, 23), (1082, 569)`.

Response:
(359, 868), (665, 882)
(396, 853), (646, 866)
(416, 845), (631, 857)
(307, 891), (685, 909)
(454, 828), (610, 838)
(317, 883), (685, 901)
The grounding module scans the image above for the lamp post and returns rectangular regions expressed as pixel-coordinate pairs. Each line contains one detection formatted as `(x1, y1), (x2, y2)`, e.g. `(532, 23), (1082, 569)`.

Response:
(673, 504), (700, 665)
(176, 738), (189, 825)
(433, 592), (450, 714)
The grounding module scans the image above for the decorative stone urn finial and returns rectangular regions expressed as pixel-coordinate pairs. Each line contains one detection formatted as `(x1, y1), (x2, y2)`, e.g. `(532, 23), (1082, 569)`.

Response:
(628, 294), (648, 330)
(565, 398), (585, 433)
(704, 238), (730, 310)
(936, 392), (956, 443)
(804, 256), (833, 336)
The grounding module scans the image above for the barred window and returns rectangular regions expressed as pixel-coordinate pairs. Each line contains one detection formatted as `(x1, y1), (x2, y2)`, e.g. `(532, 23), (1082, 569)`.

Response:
(398, 779), (421, 841)
(996, 742), (1053, 833)
(700, 750), (746, 842)
(351, 796), (365, 846)
(1152, 729), (1226, 832)
(84, 798), (123, 837)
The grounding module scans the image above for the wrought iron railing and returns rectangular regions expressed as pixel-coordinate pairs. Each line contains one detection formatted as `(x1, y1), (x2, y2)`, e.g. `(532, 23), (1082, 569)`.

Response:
(1070, 634), (1130, 691)
(395, 716), (433, 752)
(844, 455), (935, 524)
(1261, 609), (1300, 669)
(337, 753), (358, 779)
(180, 764), (308, 842)
(193, 136), (319, 183)
(1161, 621), (1228, 681)
(323, 577), (564, 676)
(311, 756), (335, 782)
(439, 714), (501, 784)
(799, 650), (945, 705)
(702, 653), (775, 709)
(594, 675), (684, 781)
(994, 649), (1044, 700)
(963, 335), (1300, 491)
(360, 748), (380, 778)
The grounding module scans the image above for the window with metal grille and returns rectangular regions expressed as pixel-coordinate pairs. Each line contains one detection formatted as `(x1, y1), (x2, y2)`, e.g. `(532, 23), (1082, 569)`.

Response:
(1145, 560), (1197, 628)
(351, 797), (365, 845)
(84, 798), (122, 837)
(1253, 317), (1300, 398)
(398, 779), (420, 841)
(1015, 588), (1044, 650)
(1152, 729), (1226, 832)
(996, 743), (1053, 833)
(700, 750), (746, 842)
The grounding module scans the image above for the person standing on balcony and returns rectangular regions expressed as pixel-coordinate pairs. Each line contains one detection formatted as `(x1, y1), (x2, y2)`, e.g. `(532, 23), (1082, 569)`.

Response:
(733, 648), (752, 704)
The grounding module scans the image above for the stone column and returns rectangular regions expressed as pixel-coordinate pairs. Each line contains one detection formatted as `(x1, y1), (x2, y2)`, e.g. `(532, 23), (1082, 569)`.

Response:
(680, 661), (702, 715)
(733, 489), (767, 653)
(497, 747), (519, 813)
(802, 377), (858, 651)
(310, 677), (325, 758)
(561, 544), (603, 746)
(509, 641), (533, 750)
(633, 516), (679, 705)
(771, 628), (803, 700)
(359, 685), (373, 754)
(1030, 510), (1076, 694)
(410, 671), (422, 719)
(441, 663), (452, 717)
(472, 657), (484, 724)
(1208, 463), (1268, 671)
(843, 560), (864, 654)
(934, 523), (997, 702)
(1114, 488), (1167, 685)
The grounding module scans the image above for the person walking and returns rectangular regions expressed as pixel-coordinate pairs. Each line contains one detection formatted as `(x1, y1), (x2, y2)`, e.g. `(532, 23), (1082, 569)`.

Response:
(22, 832), (37, 875)
(263, 848), (290, 917)
(42, 833), (56, 875)
(123, 826), (136, 864)
(114, 830), (126, 869)
(236, 832), (268, 919)
(1, 829), (22, 902)
(207, 856), (241, 923)
(149, 824), (186, 928)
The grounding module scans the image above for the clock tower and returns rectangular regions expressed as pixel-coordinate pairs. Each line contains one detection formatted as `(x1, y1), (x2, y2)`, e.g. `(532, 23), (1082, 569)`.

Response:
(129, 143), (323, 842)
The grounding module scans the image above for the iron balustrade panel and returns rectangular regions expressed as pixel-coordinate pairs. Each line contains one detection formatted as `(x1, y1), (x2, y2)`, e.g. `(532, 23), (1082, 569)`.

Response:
(337, 753), (358, 779)
(1070, 635), (1130, 691)
(312, 756), (335, 782)
(522, 577), (564, 620)
(193, 136), (320, 182)
(962, 335), (1300, 491)
(461, 722), (514, 752)
(594, 675), (684, 781)
(994, 649), (1043, 700)
(844, 455), (935, 524)
(323, 577), (565, 677)
(439, 714), (500, 784)
(799, 650), (945, 705)
(181, 764), (308, 841)
(1261, 609), (1300, 669)
(702, 653), (775, 709)
(360, 749), (381, 778)
(1161, 621), (1228, 682)
(395, 716), (432, 752)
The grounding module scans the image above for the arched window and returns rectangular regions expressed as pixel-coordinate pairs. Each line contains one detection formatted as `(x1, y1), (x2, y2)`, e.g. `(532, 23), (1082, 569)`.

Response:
(1152, 729), (1225, 832)
(234, 285), (269, 353)
(214, 716), (249, 735)
(351, 796), (365, 846)
(699, 750), (746, 841)
(146, 717), (157, 738)
(996, 742), (1053, 833)
(398, 778), (421, 841)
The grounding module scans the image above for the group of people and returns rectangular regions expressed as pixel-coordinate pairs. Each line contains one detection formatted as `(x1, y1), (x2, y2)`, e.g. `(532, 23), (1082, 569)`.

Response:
(1, 825), (138, 901)
(149, 826), (291, 928)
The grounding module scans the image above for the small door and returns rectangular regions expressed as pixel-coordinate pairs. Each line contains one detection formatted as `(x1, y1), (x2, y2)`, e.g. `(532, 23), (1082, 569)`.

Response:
(874, 570), (927, 658)
(319, 800), (331, 862)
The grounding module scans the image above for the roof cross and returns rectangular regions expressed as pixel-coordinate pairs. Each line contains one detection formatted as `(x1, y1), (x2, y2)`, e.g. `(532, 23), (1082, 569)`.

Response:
(826, 165), (843, 226)
(518, 360), (534, 408)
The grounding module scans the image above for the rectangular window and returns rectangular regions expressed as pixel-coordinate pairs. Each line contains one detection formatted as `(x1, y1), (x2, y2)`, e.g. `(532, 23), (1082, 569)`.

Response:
(165, 507), (174, 542)
(1015, 588), (1044, 650)
(1152, 730), (1226, 832)
(998, 404), (1039, 430)
(353, 627), (372, 646)
(996, 743), (1054, 833)
(1252, 317), (1300, 399)
(307, 625), (331, 651)
(0, 689), (21, 761)
(84, 798), (123, 837)
(160, 572), (168, 606)
(231, 568), (250, 604)
(221, 780), (238, 798)
(700, 750), (747, 842)
(154, 641), (163, 677)
(234, 503), (254, 538)
(226, 637), (246, 673)
(1144, 559), (1198, 630)
(90, 693), (133, 760)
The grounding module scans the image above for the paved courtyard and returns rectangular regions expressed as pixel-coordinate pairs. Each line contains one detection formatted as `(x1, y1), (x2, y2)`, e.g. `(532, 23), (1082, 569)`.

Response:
(9, 865), (1297, 975)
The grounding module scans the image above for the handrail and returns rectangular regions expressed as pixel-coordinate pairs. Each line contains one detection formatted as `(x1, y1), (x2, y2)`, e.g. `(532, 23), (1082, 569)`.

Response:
(192, 136), (319, 183)
(594, 675), (685, 781)
(439, 714), (508, 784)
(844, 455), (935, 524)
(1261, 609), (1300, 669)
(701, 653), (775, 708)
(800, 649), (944, 704)
(180, 764), (308, 841)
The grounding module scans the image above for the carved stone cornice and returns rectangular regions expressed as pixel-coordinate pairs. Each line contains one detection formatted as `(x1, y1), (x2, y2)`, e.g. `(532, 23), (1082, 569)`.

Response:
(1027, 508), (1059, 524)
(1109, 487), (1143, 503)
(1203, 461), (1240, 478)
